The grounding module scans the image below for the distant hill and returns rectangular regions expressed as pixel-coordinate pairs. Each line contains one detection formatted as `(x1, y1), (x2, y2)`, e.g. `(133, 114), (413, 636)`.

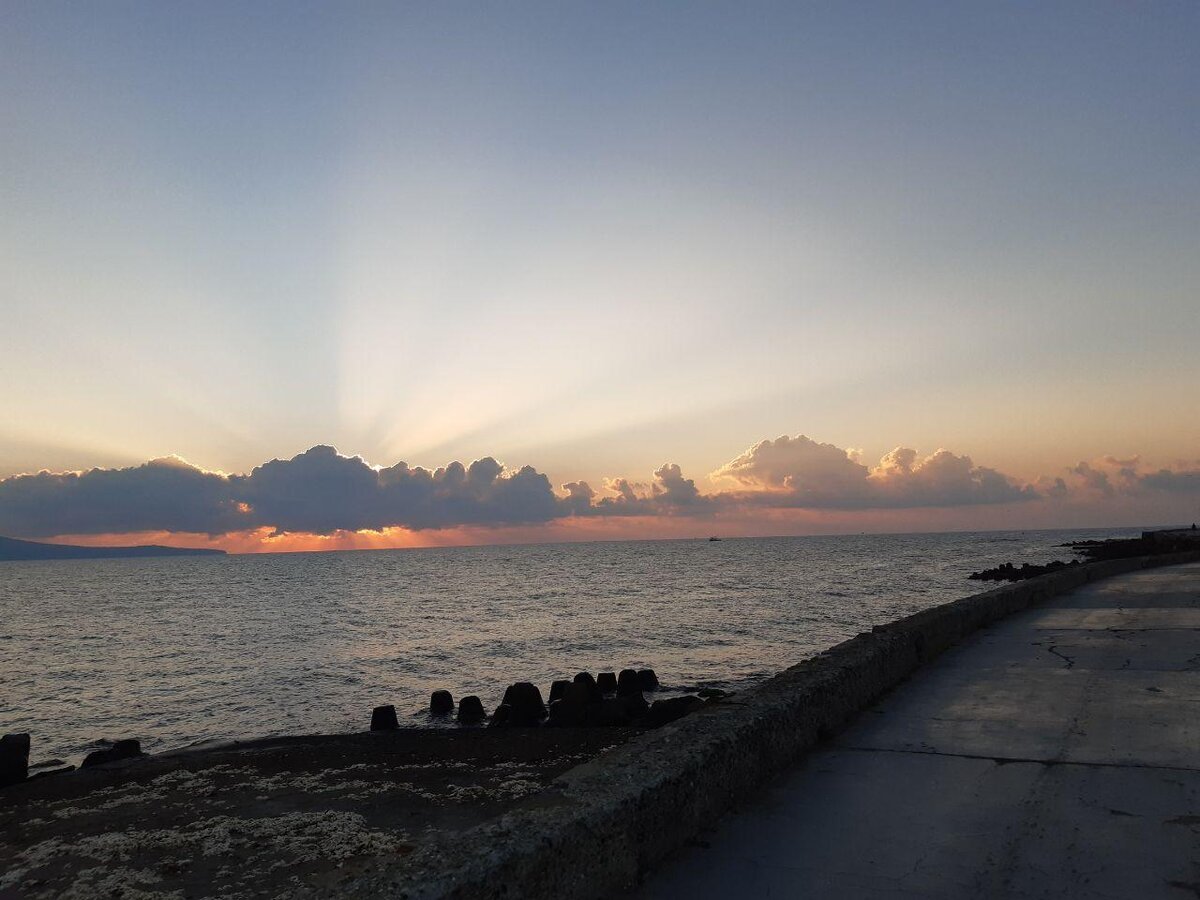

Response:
(0, 535), (226, 561)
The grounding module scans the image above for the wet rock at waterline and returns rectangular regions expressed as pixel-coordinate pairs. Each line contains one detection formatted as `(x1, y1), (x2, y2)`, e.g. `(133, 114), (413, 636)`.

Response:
(81, 738), (144, 769)
(646, 695), (704, 727)
(28, 764), (76, 780)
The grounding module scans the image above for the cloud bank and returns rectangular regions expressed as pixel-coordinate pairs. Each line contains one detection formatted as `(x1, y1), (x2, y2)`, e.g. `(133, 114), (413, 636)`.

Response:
(1042, 454), (1200, 500)
(0, 446), (560, 538)
(1, 433), (1196, 542)
(712, 435), (1037, 508)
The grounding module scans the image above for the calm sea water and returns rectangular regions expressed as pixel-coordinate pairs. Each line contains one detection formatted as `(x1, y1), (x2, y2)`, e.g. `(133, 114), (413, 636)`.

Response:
(0, 528), (1141, 764)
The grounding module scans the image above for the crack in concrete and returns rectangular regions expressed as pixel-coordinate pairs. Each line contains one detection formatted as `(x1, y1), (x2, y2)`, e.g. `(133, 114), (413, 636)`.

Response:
(1165, 814), (1200, 827)
(1166, 879), (1200, 898)
(1046, 645), (1075, 669)
(837, 745), (1200, 775)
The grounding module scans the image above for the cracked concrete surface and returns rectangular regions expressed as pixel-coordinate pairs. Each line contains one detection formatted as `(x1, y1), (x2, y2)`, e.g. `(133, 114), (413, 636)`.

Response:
(636, 562), (1200, 899)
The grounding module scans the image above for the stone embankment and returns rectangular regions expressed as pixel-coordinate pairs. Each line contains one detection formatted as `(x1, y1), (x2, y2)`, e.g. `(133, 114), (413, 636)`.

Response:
(332, 549), (1200, 899)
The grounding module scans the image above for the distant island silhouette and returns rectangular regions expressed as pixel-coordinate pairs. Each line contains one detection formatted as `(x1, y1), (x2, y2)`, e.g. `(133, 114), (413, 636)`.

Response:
(0, 535), (225, 562)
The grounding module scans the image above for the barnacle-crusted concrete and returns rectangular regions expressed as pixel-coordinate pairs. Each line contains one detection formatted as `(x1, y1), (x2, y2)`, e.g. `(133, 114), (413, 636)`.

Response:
(332, 551), (1200, 899)
(0, 729), (635, 898)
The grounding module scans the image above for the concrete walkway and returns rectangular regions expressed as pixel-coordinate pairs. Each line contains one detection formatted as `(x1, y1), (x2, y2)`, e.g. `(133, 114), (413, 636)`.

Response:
(637, 562), (1200, 899)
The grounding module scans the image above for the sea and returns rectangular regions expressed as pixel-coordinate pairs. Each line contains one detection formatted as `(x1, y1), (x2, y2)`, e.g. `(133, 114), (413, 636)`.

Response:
(0, 527), (1143, 765)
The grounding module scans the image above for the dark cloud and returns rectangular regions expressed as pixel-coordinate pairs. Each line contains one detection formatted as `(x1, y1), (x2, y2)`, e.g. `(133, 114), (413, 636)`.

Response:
(0, 447), (563, 537)
(0, 457), (240, 538)
(1140, 469), (1200, 493)
(237, 447), (563, 533)
(4, 434), (1187, 540)
(1060, 455), (1200, 497)
(558, 480), (596, 515)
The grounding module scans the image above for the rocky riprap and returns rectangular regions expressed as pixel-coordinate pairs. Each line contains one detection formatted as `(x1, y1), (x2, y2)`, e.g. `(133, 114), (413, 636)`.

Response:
(968, 531), (1200, 582)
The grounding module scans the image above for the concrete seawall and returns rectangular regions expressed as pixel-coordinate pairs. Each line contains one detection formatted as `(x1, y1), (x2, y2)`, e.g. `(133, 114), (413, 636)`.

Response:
(342, 550), (1200, 899)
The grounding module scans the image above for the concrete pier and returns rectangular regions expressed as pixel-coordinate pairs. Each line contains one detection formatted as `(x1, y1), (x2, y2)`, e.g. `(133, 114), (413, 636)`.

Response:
(637, 562), (1200, 899)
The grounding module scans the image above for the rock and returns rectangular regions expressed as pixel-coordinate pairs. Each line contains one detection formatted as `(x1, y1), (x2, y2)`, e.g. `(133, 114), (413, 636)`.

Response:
(548, 697), (586, 727)
(0, 733), (30, 787)
(497, 682), (546, 726)
(622, 692), (649, 718)
(457, 695), (487, 724)
(588, 698), (632, 727)
(548, 680), (572, 704)
(572, 672), (603, 704)
(597, 672), (618, 695)
(968, 559), (1077, 582)
(637, 669), (660, 691)
(617, 669), (641, 697)
(81, 738), (144, 769)
(696, 687), (727, 700)
(370, 705), (399, 731)
(430, 690), (455, 716)
(29, 765), (75, 781)
(646, 695), (704, 727)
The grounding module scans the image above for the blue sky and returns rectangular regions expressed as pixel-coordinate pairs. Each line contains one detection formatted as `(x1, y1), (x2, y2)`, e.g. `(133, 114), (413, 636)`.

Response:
(2, 3), (1198, 545)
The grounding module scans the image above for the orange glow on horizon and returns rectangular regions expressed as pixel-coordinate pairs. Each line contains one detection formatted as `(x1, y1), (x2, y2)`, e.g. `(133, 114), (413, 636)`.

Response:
(34, 490), (1166, 556)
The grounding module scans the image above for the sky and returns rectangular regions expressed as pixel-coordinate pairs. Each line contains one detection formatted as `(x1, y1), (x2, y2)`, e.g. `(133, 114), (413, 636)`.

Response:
(2, 2), (1198, 551)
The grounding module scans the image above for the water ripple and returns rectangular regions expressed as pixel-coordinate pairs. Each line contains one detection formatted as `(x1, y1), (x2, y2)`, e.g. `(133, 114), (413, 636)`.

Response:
(0, 527), (1137, 762)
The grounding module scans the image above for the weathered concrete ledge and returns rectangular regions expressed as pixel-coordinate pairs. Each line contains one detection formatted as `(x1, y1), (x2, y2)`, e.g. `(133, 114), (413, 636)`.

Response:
(334, 550), (1200, 899)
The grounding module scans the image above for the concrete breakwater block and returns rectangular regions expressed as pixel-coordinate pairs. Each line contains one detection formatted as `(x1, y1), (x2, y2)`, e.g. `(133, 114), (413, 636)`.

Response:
(360, 666), (676, 731)
(616, 670), (649, 716)
(548, 696), (587, 727)
(616, 669), (641, 696)
(457, 695), (487, 724)
(0, 733), (31, 787)
(81, 738), (144, 769)
(573, 672), (603, 703)
(370, 704), (399, 731)
(548, 680), (572, 703)
(429, 690), (455, 716)
(491, 682), (547, 727)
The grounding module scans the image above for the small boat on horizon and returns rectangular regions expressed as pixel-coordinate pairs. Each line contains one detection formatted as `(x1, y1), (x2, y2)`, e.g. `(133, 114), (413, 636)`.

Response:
(708, 536), (722, 542)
